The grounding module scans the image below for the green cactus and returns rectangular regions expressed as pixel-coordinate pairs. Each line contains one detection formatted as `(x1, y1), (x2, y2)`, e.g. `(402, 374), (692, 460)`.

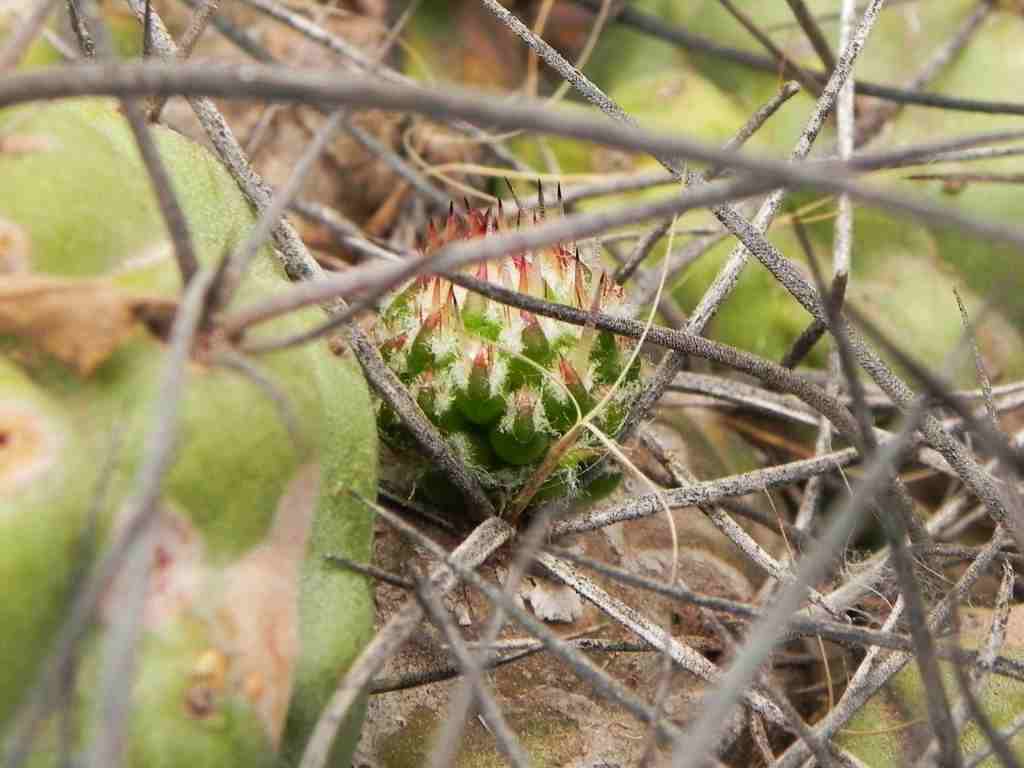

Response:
(374, 203), (645, 507)
(0, 99), (376, 766)
(838, 607), (1024, 767)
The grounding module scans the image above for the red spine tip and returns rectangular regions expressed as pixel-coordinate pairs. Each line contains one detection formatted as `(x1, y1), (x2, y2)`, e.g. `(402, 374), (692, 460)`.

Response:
(473, 346), (490, 370)
(559, 357), (581, 386)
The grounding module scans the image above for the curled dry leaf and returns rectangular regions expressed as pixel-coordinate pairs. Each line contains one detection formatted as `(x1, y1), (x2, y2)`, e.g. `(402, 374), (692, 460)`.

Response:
(521, 575), (586, 624)
(0, 274), (177, 375)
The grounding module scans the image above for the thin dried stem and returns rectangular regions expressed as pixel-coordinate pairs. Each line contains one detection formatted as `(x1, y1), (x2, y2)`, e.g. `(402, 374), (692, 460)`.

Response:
(621, 0), (887, 453)
(4, 269), (215, 768)
(920, 560), (1014, 767)
(0, 0), (60, 70)
(148, 0), (221, 120)
(299, 515), (513, 768)
(126, 1), (495, 517)
(415, 584), (529, 768)
(855, 0), (993, 146)
(715, 0), (822, 95)
(574, 0), (1024, 116)
(369, 639), (651, 694)
(672, 401), (924, 767)
(74, 0), (199, 287)
(782, 0), (836, 71)
(7, 64), (1024, 253)
(366, 507), (694, 749)
(613, 217), (671, 285)
(773, 528), (1009, 768)
(552, 448), (860, 538)
(212, 0), (419, 311)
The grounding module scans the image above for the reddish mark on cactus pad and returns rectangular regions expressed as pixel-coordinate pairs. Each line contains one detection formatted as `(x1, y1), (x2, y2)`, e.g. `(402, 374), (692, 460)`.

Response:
(184, 684), (217, 719)
(474, 346), (490, 370)
(0, 218), (29, 274)
(558, 357), (582, 387)
(0, 401), (59, 496)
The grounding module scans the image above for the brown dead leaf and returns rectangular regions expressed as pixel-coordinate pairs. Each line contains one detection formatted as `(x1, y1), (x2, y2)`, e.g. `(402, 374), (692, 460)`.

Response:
(0, 275), (177, 375)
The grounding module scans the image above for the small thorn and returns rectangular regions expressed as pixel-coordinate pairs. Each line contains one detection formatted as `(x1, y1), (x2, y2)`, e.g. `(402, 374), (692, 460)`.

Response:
(559, 357), (582, 387)
(557, 182), (565, 216)
(381, 334), (408, 355)
(431, 277), (442, 310)
(592, 271), (607, 312)
(505, 178), (521, 209)
(444, 206), (459, 241)
(516, 257), (530, 295)
(143, 0), (154, 58)
(575, 258), (590, 310)
(423, 309), (443, 332)
(467, 208), (487, 237)
(537, 181), (545, 220)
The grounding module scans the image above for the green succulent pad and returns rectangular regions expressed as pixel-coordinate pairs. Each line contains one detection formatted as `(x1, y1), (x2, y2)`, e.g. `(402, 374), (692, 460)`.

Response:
(374, 204), (644, 508)
(838, 606), (1024, 767)
(0, 99), (376, 767)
